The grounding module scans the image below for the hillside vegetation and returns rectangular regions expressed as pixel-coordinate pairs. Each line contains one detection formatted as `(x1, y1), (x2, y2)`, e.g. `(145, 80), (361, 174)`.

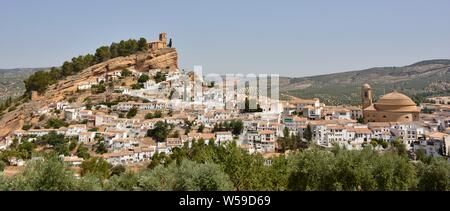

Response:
(282, 60), (450, 105)
(0, 68), (46, 102)
(24, 38), (149, 96)
(0, 36), (178, 138)
(1, 143), (449, 191)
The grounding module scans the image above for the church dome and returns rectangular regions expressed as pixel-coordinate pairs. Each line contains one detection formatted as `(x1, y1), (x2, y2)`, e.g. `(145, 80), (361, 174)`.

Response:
(362, 83), (372, 89)
(374, 91), (419, 112)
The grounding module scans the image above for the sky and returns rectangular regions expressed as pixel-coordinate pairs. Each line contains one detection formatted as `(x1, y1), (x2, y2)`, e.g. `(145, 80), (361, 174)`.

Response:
(1, 0), (450, 77)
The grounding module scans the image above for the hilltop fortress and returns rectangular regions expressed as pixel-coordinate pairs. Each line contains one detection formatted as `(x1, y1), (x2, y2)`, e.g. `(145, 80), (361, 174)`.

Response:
(0, 32), (179, 137)
(149, 32), (168, 51)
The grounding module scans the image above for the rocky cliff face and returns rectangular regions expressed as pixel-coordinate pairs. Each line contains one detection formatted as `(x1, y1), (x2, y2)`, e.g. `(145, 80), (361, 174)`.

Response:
(107, 48), (178, 72)
(0, 48), (179, 138)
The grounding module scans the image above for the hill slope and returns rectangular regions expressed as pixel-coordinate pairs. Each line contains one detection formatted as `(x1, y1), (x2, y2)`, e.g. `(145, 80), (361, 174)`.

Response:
(0, 68), (48, 101)
(282, 59), (450, 105)
(0, 48), (178, 138)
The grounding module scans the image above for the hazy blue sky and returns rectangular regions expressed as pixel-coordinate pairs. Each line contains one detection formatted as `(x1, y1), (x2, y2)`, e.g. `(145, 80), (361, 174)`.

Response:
(1, 0), (449, 77)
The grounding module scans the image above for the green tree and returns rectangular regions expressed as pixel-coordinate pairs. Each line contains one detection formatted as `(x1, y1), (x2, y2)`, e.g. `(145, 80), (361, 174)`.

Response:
(139, 159), (233, 191)
(167, 38), (173, 48)
(147, 121), (171, 142)
(197, 124), (205, 133)
(264, 156), (290, 191)
(357, 117), (365, 124)
(48, 67), (63, 81)
(121, 69), (132, 77)
(243, 97), (263, 113)
(288, 149), (337, 191)
(68, 140), (78, 151)
(333, 149), (377, 191)
(379, 140), (389, 149)
(230, 120), (244, 136)
(61, 61), (74, 76)
(46, 118), (68, 129)
(138, 74), (150, 83)
(415, 149), (426, 162)
(372, 153), (416, 191)
(303, 124), (313, 143)
(109, 42), (120, 58)
(144, 113), (153, 119)
(103, 171), (139, 191)
(80, 157), (112, 180)
(371, 140), (379, 148)
(145, 110), (163, 119)
(37, 131), (67, 156)
(111, 165), (126, 177)
(24, 71), (51, 95)
(283, 127), (290, 139)
(154, 71), (167, 83)
(392, 139), (408, 157)
(417, 158), (450, 191)
(171, 130), (180, 138)
(70, 54), (95, 73)
(244, 97), (250, 112)
(126, 107), (138, 119)
(118, 39), (139, 57)
(54, 143), (70, 156)
(94, 46), (111, 63)
(22, 38), (152, 95)
(138, 37), (148, 51)
(95, 142), (108, 155)
(6, 156), (77, 191)
(131, 83), (144, 90)
(91, 84), (106, 94)
(147, 152), (170, 169)
(22, 124), (32, 131)
(93, 135), (108, 154)
(75, 174), (104, 191)
(0, 160), (6, 172)
(76, 144), (91, 159)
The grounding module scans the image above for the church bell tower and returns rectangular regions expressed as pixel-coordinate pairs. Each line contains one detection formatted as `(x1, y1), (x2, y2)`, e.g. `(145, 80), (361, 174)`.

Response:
(362, 83), (373, 109)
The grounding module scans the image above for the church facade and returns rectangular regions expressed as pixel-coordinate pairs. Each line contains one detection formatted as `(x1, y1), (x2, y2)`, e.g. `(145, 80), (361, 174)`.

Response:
(362, 84), (420, 123)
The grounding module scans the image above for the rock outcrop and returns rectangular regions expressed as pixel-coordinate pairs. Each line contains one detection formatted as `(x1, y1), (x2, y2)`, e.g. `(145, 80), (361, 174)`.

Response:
(0, 47), (179, 138)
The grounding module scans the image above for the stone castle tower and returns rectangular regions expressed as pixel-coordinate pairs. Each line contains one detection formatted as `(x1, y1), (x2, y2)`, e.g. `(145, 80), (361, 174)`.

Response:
(159, 32), (167, 46)
(149, 32), (168, 50)
(362, 83), (373, 109)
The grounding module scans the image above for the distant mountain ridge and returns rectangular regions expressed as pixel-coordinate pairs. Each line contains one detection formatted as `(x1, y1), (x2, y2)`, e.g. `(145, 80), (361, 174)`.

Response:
(281, 59), (450, 105)
(2, 60), (450, 106)
(0, 68), (48, 75)
(0, 68), (49, 101)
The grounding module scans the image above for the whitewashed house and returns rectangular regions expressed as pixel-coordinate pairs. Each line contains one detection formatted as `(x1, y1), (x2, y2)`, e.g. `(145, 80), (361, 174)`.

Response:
(66, 124), (87, 137)
(215, 131), (233, 144)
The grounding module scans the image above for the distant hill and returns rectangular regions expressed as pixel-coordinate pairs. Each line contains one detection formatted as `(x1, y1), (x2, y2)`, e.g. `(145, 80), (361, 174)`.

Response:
(281, 59), (450, 105)
(2, 60), (450, 106)
(0, 68), (49, 101)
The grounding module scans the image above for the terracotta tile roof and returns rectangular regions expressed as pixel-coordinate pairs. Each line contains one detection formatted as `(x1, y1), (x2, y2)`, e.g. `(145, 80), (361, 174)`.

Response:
(215, 131), (232, 135)
(348, 128), (372, 134)
(327, 125), (345, 130)
(63, 156), (84, 163)
(259, 130), (274, 135)
(428, 132), (448, 140)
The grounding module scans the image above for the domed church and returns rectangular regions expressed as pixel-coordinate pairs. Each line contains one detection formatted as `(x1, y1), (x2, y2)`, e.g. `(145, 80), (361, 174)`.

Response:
(361, 84), (420, 123)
